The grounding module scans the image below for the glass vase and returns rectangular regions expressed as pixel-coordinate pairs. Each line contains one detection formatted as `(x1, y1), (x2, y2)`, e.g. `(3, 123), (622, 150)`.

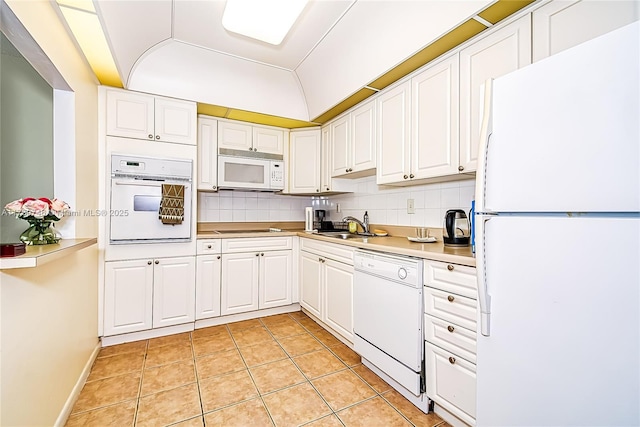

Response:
(19, 220), (61, 245)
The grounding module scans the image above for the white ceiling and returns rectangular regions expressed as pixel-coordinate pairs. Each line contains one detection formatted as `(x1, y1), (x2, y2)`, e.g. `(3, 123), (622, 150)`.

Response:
(95, 0), (493, 122)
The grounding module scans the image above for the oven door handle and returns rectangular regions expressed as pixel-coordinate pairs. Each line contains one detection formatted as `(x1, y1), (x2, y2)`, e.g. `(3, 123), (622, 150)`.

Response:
(113, 180), (189, 188)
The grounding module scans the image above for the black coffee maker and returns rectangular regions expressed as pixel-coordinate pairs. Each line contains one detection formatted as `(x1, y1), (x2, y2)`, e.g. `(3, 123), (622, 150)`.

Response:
(443, 209), (470, 247)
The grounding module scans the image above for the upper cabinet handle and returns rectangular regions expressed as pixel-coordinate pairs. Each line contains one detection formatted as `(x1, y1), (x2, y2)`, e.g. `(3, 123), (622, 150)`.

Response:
(148, 134), (153, 139)
(447, 264), (454, 271)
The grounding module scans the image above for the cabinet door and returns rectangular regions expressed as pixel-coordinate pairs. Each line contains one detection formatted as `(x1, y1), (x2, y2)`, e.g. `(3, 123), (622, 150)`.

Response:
(299, 251), (323, 319)
(152, 256), (196, 328)
(253, 126), (284, 155)
(425, 342), (476, 425)
(459, 15), (531, 173)
(197, 117), (218, 191)
(221, 252), (259, 315)
(533, 0), (639, 62)
(106, 89), (155, 141)
(195, 255), (222, 320)
(104, 259), (153, 336)
(320, 126), (332, 192)
(154, 97), (197, 145)
(331, 115), (351, 177)
(323, 258), (354, 342)
(289, 129), (321, 194)
(218, 121), (253, 152)
(259, 250), (292, 309)
(376, 81), (411, 185)
(351, 100), (376, 173)
(412, 55), (460, 179)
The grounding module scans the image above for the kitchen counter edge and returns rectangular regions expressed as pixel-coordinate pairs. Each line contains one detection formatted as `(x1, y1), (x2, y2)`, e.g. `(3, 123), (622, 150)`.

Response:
(0, 238), (98, 270)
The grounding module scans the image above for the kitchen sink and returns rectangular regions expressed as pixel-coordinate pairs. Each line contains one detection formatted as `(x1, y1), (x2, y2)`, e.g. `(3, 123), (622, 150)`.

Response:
(318, 232), (373, 240)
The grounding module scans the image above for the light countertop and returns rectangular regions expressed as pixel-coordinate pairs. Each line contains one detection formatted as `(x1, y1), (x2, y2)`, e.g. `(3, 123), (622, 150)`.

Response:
(0, 238), (98, 270)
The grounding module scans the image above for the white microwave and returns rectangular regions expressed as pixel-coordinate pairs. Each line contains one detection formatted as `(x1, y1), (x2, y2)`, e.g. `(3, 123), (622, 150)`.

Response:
(217, 154), (285, 191)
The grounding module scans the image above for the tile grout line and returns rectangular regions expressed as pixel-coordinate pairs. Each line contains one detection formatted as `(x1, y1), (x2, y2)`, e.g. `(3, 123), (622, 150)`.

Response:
(133, 339), (150, 426)
(189, 330), (207, 426)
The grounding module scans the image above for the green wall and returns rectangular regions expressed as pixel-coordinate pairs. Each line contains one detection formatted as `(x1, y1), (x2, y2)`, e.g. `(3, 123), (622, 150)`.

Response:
(0, 33), (54, 243)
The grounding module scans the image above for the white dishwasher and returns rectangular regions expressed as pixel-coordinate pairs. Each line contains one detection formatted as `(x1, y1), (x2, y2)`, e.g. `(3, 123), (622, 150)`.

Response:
(353, 250), (424, 397)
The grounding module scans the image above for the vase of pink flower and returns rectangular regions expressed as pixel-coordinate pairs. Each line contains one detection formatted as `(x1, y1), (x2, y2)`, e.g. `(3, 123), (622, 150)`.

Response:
(3, 197), (70, 245)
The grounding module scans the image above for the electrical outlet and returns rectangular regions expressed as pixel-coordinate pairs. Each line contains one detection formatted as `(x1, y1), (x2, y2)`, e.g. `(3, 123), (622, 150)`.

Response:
(407, 198), (415, 214)
(336, 203), (341, 213)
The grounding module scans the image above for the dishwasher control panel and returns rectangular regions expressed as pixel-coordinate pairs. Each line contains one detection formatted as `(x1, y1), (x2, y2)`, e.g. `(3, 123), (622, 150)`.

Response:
(354, 250), (422, 287)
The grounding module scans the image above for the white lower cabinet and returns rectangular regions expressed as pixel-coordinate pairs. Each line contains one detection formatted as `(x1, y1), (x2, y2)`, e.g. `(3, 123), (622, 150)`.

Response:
(104, 256), (195, 336)
(424, 260), (477, 425)
(300, 239), (354, 342)
(195, 254), (222, 320)
(220, 238), (293, 316)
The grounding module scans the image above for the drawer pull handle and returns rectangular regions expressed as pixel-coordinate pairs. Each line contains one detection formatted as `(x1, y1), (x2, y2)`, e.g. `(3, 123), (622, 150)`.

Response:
(447, 325), (455, 333)
(155, 260), (159, 265)
(447, 264), (454, 271)
(147, 260), (152, 265)
(255, 253), (260, 257)
(449, 357), (456, 364)
(207, 245), (212, 249)
(447, 295), (455, 302)
(217, 255), (221, 259)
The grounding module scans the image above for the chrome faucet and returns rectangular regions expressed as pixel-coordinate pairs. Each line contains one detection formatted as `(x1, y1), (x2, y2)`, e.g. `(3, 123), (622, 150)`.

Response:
(342, 211), (372, 235)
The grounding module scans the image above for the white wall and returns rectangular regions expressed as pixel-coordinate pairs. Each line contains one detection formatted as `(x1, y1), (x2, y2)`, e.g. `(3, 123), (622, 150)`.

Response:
(197, 177), (475, 228)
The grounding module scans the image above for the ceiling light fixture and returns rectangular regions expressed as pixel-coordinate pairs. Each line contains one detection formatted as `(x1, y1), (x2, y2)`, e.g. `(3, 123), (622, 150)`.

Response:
(222, 0), (308, 45)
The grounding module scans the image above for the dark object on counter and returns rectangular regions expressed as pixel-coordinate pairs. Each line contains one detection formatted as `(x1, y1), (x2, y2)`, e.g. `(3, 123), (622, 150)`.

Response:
(1, 242), (26, 257)
(443, 209), (471, 247)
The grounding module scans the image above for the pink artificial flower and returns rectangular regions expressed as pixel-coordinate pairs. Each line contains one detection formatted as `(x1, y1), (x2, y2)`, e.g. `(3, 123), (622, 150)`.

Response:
(4, 199), (24, 214)
(50, 198), (70, 218)
(21, 199), (50, 219)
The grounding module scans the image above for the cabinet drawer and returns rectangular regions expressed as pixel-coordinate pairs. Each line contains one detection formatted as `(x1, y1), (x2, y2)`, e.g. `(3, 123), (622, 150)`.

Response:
(424, 260), (477, 299)
(426, 342), (476, 425)
(300, 238), (354, 265)
(197, 239), (222, 254)
(222, 237), (292, 253)
(424, 314), (476, 363)
(424, 287), (477, 332)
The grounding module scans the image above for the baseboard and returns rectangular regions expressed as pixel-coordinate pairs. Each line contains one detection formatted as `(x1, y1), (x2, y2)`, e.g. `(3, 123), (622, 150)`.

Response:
(54, 341), (101, 427)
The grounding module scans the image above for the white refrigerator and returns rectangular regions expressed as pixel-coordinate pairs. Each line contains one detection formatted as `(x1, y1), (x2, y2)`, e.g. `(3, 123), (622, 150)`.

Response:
(474, 21), (639, 426)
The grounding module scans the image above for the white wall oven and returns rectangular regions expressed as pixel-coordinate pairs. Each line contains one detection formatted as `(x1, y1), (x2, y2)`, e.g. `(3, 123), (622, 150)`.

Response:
(110, 154), (193, 243)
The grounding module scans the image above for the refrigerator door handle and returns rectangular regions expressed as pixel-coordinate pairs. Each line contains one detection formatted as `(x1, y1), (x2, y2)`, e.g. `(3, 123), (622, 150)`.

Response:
(475, 78), (494, 214)
(476, 213), (493, 336)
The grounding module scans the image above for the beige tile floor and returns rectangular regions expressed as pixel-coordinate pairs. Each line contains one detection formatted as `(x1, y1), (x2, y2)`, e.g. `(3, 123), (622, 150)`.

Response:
(67, 311), (449, 427)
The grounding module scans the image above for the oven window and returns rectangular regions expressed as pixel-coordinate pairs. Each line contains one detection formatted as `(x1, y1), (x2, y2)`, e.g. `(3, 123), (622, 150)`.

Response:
(133, 195), (161, 211)
(225, 162), (264, 184)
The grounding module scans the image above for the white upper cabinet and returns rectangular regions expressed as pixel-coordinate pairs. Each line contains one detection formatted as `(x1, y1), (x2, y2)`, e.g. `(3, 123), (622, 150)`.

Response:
(331, 100), (376, 178)
(376, 81), (412, 185)
(197, 116), (218, 191)
(459, 14), (531, 173)
(218, 121), (284, 155)
(106, 88), (196, 145)
(320, 126), (332, 192)
(330, 115), (350, 177)
(412, 54), (460, 180)
(532, 0), (639, 62)
(289, 129), (322, 194)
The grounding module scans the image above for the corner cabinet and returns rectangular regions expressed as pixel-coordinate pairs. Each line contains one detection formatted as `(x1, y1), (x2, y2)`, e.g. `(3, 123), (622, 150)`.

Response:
(330, 99), (376, 179)
(459, 14), (531, 173)
(105, 88), (197, 145)
(299, 238), (354, 342)
(197, 116), (218, 191)
(289, 129), (322, 194)
(104, 256), (196, 336)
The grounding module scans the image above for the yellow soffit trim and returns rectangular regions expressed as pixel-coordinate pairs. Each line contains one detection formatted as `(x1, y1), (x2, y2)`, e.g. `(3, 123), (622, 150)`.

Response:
(197, 103), (319, 128)
(368, 19), (487, 91)
(57, 1), (122, 87)
(312, 88), (377, 124)
(479, 0), (537, 25)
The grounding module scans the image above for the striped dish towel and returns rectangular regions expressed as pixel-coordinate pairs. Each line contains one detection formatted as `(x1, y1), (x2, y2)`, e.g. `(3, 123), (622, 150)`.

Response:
(159, 184), (185, 224)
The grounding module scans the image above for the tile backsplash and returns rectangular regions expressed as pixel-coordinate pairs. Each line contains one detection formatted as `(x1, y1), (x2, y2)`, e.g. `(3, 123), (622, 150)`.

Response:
(198, 176), (476, 227)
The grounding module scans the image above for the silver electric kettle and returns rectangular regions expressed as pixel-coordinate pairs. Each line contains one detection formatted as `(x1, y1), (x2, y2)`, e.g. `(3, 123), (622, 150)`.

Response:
(443, 209), (470, 247)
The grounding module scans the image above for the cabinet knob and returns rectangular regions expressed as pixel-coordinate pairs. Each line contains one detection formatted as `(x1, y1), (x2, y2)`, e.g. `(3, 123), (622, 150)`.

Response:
(147, 260), (152, 265)
(449, 357), (456, 364)
(326, 187), (330, 191)
(155, 135), (160, 140)
(148, 134), (153, 139)
(403, 175), (408, 179)
(207, 245), (212, 249)
(447, 325), (455, 333)
(345, 169), (349, 173)
(458, 166), (464, 172)
(316, 189), (320, 192)
(447, 264), (454, 271)
(255, 253), (260, 257)
(155, 260), (159, 265)
(217, 255), (221, 259)
(409, 174), (415, 178)
(212, 186), (217, 191)
(447, 295), (455, 302)
(261, 253), (264, 256)
(253, 148), (257, 152)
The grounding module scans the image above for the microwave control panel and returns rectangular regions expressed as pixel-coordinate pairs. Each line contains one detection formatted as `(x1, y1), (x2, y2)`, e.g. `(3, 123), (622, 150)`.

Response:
(270, 162), (285, 189)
